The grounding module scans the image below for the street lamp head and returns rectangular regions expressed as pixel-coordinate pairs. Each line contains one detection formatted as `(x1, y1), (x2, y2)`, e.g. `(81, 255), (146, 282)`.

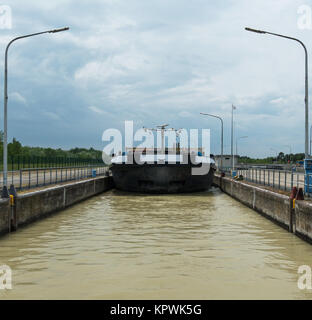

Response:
(49, 27), (70, 33)
(245, 27), (266, 34)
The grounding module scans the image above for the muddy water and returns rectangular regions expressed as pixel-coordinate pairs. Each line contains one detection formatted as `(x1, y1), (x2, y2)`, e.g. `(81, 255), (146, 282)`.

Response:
(0, 187), (312, 299)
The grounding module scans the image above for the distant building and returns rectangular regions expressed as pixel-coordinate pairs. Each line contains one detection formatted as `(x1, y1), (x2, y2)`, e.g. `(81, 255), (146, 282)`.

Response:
(214, 155), (238, 169)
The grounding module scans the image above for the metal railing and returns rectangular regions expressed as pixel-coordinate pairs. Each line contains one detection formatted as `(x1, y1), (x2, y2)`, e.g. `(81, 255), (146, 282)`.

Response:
(0, 155), (104, 171)
(0, 165), (109, 192)
(231, 167), (310, 195)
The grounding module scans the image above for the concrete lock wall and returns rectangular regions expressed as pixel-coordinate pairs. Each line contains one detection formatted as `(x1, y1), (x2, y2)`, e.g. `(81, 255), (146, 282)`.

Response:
(17, 187), (65, 226)
(295, 201), (312, 243)
(0, 199), (10, 235)
(214, 175), (312, 244)
(0, 176), (114, 236)
(3, 173), (312, 245)
(214, 175), (291, 229)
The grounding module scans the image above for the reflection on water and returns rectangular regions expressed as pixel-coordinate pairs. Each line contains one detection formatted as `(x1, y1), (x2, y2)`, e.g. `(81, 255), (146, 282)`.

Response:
(0, 187), (312, 299)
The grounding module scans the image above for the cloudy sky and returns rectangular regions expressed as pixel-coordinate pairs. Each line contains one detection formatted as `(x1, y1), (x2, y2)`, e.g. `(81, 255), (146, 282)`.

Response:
(0, 0), (311, 157)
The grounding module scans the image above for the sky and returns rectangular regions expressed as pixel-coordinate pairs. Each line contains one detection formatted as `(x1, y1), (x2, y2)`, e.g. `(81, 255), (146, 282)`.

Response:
(0, 0), (311, 157)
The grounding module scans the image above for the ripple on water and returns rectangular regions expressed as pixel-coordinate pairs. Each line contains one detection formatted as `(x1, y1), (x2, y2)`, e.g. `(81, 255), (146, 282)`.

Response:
(0, 188), (312, 299)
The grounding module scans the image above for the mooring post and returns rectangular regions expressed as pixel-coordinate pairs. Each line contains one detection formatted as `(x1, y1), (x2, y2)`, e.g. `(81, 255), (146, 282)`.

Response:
(9, 184), (17, 231)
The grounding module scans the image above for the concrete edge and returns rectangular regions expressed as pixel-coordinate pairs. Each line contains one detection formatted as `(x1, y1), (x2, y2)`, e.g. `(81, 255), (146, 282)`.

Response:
(0, 176), (114, 238)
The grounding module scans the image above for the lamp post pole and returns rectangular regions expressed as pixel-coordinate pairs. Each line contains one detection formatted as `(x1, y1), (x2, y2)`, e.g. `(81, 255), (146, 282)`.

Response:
(2, 27), (69, 197)
(231, 105), (236, 170)
(283, 145), (292, 163)
(283, 144), (292, 154)
(270, 148), (279, 163)
(236, 136), (248, 157)
(245, 27), (309, 159)
(200, 112), (224, 171)
(310, 125), (312, 155)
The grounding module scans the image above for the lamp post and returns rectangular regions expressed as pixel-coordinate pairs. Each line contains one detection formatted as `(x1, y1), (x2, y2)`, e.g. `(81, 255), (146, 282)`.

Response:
(200, 112), (224, 171)
(236, 136), (248, 157)
(283, 144), (292, 163)
(310, 125), (312, 155)
(270, 147), (279, 163)
(245, 27), (309, 159)
(283, 144), (292, 154)
(2, 27), (69, 198)
(231, 105), (236, 170)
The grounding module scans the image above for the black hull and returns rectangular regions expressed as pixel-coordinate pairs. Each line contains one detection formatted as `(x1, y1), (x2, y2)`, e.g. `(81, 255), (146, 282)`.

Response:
(110, 164), (215, 194)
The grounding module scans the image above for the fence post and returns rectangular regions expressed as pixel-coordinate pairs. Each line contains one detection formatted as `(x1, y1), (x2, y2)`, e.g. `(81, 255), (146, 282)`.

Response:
(273, 170), (275, 189)
(267, 170), (269, 186)
(19, 169), (22, 190)
(11, 161), (13, 186)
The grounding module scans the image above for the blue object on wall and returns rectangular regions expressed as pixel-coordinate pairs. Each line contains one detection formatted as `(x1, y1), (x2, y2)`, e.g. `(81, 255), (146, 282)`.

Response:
(304, 159), (312, 193)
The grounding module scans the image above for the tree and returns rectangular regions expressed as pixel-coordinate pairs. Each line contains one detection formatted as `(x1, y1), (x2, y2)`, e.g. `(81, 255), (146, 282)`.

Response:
(8, 137), (22, 157)
(277, 152), (285, 162)
(44, 148), (57, 158)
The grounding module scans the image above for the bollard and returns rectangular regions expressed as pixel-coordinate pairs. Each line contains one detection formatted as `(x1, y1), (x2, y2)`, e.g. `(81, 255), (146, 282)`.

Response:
(289, 186), (299, 234)
(9, 185), (17, 231)
(296, 188), (304, 200)
(290, 186), (298, 209)
(290, 186), (298, 199)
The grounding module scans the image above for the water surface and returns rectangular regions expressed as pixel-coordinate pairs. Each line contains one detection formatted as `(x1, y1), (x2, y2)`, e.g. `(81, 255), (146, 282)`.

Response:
(0, 187), (312, 299)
